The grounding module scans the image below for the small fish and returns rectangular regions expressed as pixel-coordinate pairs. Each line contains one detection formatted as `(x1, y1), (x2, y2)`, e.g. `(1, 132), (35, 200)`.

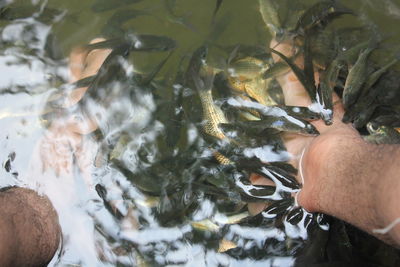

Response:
(262, 198), (293, 218)
(110, 133), (131, 160)
(342, 46), (375, 109)
(218, 239), (237, 253)
(220, 116), (319, 136)
(228, 57), (268, 79)
(197, 67), (229, 141)
(244, 78), (277, 106)
(183, 46), (231, 147)
(132, 51), (174, 86)
(111, 159), (164, 194)
(364, 123), (400, 144)
(211, 0), (224, 25)
(258, 0), (282, 36)
(270, 48), (317, 103)
(85, 34), (176, 53)
(338, 40), (370, 65)
(0, 5), (63, 24)
(262, 61), (290, 80)
(101, 9), (151, 37)
(317, 58), (344, 124)
(234, 157), (299, 190)
(91, 0), (142, 12)
(361, 57), (399, 96)
(280, 105), (320, 120)
(286, 207), (304, 225)
(295, 1), (354, 34)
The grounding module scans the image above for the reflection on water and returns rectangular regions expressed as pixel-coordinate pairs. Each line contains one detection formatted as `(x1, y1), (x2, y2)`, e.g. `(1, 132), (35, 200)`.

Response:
(1, 0), (400, 266)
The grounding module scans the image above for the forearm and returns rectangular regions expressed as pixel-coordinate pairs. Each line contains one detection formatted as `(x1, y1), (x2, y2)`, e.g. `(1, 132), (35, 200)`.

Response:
(304, 133), (400, 245)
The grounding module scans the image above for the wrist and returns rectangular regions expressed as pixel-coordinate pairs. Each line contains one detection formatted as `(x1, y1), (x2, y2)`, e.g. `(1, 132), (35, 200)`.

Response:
(300, 129), (379, 227)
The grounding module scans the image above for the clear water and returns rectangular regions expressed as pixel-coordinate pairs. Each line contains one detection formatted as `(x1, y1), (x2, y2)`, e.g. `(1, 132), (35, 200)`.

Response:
(0, 0), (400, 266)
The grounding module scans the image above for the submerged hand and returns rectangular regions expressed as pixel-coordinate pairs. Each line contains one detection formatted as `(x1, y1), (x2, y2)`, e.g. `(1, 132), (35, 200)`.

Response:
(268, 39), (361, 212)
(39, 38), (111, 180)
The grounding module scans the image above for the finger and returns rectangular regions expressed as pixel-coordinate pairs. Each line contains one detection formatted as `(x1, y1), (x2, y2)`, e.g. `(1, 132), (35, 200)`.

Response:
(270, 40), (313, 107)
(69, 47), (89, 83)
(81, 38), (112, 78)
(65, 38), (112, 108)
(248, 173), (274, 215)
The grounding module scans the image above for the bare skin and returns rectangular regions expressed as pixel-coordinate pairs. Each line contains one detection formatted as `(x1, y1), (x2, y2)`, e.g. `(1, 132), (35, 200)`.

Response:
(263, 40), (400, 246)
(42, 38), (400, 248)
(0, 187), (61, 267)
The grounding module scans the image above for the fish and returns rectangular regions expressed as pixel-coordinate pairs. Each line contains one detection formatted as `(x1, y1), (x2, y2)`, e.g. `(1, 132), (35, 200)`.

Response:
(360, 57), (399, 96)
(342, 46), (375, 109)
(132, 51), (174, 86)
(220, 116), (319, 136)
(364, 125), (400, 144)
(234, 157), (299, 191)
(228, 57), (268, 79)
(85, 34), (177, 53)
(91, 0), (142, 12)
(227, 100), (320, 121)
(0, 5), (64, 24)
(101, 9), (151, 37)
(262, 198), (293, 218)
(182, 46), (233, 150)
(211, 0), (224, 25)
(270, 48), (318, 103)
(286, 207), (304, 225)
(243, 78), (277, 106)
(317, 58), (344, 124)
(295, 0), (355, 34)
(258, 0), (282, 36)
(197, 66), (229, 141)
(164, 0), (197, 31)
(262, 61), (290, 80)
(279, 105), (320, 120)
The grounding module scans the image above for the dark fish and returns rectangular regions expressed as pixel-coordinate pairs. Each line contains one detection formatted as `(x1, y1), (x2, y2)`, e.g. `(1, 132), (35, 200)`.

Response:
(342, 46), (375, 109)
(0, 5), (63, 24)
(262, 198), (293, 218)
(234, 157), (299, 190)
(361, 58), (399, 96)
(228, 101), (320, 121)
(286, 207), (304, 225)
(101, 9), (151, 37)
(211, 0), (224, 25)
(164, 0), (197, 32)
(236, 176), (276, 199)
(133, 51), (174, 86)
(318, 58), (344, 124)
(270, 48), (317, 103)
(281, 105), (320, 120)
(95, 184), (124, 220)
(338, 40), (370, 65)
(85, 34), (177, 53)
(220, 114), (319, 136)
(112, 159), (165, 194)
(91, 0), (143, 12)
(295, 1), (355, 34)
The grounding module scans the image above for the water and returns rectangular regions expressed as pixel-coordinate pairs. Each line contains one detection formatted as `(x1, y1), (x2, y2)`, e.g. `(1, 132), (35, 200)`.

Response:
(1, 0), (400, 266)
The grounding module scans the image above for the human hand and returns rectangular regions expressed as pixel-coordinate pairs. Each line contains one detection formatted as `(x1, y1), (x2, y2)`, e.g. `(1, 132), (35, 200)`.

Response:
(39, 38), (111, 179)
(248, 39), (364, 215)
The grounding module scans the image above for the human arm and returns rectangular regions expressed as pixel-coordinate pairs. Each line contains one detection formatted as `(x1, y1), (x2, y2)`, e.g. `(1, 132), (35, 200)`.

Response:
(0, 187), (61, 266)
(269, 40), (400, 246)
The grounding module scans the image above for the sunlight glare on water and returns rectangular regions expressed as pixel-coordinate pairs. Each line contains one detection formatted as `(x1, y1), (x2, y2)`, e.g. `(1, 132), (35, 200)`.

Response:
(1, 0), (400, 266)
